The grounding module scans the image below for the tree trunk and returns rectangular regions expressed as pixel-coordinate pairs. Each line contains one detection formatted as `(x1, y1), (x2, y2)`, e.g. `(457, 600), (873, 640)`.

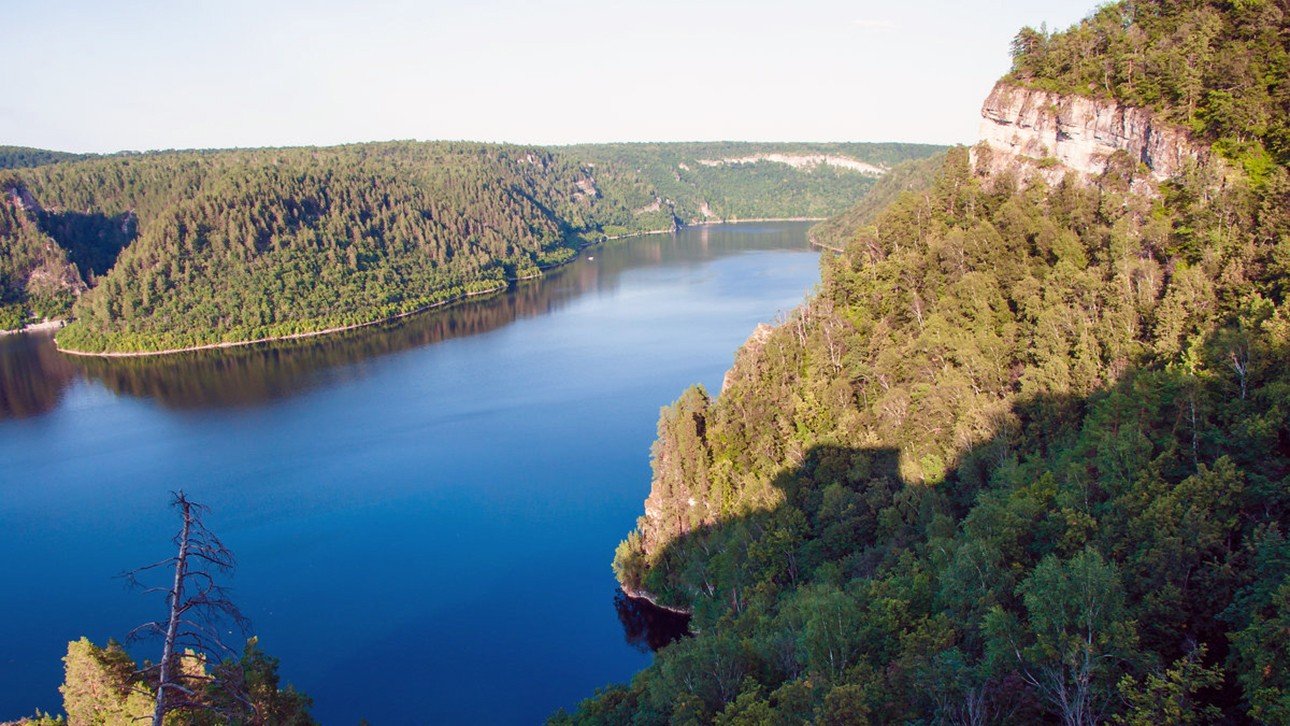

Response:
(153, 497), (193, 726)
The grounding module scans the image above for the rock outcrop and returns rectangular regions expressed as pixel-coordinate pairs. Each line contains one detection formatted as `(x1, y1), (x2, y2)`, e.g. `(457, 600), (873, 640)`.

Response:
(975, 81), (1206, 185)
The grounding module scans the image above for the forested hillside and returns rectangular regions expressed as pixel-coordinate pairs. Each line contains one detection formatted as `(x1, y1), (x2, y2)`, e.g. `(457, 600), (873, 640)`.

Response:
(808, 152), (947, 251)
(0, 141), (942, 352)
(0, 177), (84, 330)
(33, 143), (621, 353)
(0, 146), (86, 170)
(565, 1), (1290, 723)
(1006, 0), (1288, 178)
(566, 142), (945, 225)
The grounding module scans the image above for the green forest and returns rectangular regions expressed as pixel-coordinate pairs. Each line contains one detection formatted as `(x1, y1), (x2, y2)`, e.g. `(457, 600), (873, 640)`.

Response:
(564, 1), (1290, 723)
(0, 142), (940, 353)
(564, 142), (945, 225)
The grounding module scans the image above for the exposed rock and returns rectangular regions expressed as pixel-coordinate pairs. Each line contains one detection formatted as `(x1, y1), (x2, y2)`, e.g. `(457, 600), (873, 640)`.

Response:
(721, 323), (774, 394)
(632, 198), (662, 214)
(975, 81), (1206, 185)
(697, 153), (887, 176)
(574, 176), (599, 200)
(4, 184), (41, 213)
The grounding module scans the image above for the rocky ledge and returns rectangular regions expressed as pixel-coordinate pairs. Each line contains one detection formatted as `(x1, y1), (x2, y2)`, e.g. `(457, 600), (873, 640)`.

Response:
(975, 81), (1206, 185)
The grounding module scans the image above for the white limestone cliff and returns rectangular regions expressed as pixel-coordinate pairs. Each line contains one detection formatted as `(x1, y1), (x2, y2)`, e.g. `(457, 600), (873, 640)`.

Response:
(975, 81), (1206, 185)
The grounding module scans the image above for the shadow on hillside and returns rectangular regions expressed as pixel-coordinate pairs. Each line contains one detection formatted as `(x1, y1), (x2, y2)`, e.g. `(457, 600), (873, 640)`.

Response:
(613, 380), (1156, 633)
(0, 225), (816, 419)
(39, 209), (136, 280)
(611, 346), (1290, 718)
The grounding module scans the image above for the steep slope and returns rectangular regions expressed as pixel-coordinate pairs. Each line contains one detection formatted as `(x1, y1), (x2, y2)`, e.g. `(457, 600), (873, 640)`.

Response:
(976, 81), (1206, 184)
(808, 152), (947, 251)
(0, 176), (86, 330)
(563, 142), (945, 226)
(41, 143), (613, 353)
(567, 2), (1290, 723)
(0, 141), (944, 353)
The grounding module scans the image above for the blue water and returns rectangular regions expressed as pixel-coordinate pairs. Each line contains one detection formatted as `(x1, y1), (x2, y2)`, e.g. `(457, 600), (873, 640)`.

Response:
(0, 223), (820, 724)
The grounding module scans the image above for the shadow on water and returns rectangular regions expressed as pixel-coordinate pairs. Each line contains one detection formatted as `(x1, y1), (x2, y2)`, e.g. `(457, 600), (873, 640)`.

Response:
(613, 590), (692, 653)
(612, 339), (1290, 720)
(0, 331), (77, 419)
(0, 224), (814, 420)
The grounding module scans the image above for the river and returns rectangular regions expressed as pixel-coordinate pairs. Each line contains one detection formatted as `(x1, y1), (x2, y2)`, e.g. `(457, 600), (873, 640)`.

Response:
(0, 222), (821, 724)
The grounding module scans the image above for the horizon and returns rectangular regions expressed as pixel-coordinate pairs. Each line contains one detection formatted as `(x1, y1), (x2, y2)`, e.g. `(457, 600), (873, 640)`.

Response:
(3, 0), (1095, 154)
(5, 137), (952, 156)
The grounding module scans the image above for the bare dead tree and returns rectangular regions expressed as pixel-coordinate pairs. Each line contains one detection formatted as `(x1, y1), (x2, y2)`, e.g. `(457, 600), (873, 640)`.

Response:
(124, 491), (253, 725)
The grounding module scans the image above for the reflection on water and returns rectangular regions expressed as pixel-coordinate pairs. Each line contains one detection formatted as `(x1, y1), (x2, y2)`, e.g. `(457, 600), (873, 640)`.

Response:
(614, 590), (692, 652)
(0, 332), (77, 419)
(0, 224), (811, 418)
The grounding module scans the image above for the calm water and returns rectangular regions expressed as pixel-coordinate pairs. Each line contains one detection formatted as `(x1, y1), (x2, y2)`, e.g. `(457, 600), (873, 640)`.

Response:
(0, 223), (819, 724)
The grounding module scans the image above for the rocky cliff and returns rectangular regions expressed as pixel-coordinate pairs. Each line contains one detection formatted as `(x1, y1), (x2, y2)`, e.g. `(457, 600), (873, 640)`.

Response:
(1, 182), (86, 328)
(975, 81), (1206, 185)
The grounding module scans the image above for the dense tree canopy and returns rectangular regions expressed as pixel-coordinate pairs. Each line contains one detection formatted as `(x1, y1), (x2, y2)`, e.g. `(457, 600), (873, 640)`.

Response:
(0, 141), (942, 349)
(1007, 0), (1289, 179)
(565, 2), (1290, 722)
(565, 142), (946, 226)
(0, 146), (86, 170)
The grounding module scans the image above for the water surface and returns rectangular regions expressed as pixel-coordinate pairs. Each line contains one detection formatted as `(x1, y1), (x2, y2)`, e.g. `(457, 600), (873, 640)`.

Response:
(0, 223), (820, 724)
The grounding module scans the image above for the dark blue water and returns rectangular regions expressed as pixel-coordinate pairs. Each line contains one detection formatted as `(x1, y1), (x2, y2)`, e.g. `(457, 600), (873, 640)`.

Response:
(0, 223), (819, 724)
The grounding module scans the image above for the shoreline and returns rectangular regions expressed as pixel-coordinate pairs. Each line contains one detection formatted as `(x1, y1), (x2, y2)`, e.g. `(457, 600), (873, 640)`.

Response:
(55, 285), (506, 358)
(0, 319), (67, 337)
(809, 239), (844, 253)
(54, 219), (825, 359)
(620, 585), (693, 616)
(689, 216), (826, 225)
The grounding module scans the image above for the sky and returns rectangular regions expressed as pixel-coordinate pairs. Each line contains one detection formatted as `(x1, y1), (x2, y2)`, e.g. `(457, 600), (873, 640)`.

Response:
(1, 0), (1097, 153)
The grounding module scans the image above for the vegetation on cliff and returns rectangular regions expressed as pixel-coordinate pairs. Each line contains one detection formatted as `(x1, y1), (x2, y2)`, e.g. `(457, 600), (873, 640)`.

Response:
(567, 2), (1290, 723)
(809, 152), (947, 251)
(565, 142), (946, 225)
(0, 176), (83, 330)
(1007, 0), (1288, 179)
(0, 141), (941, 351)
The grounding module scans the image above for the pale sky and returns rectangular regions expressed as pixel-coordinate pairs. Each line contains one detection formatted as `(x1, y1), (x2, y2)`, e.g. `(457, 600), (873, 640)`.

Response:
(1, 0), (1096, 153)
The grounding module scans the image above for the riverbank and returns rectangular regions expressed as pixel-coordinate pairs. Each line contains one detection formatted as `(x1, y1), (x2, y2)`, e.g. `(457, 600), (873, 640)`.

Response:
(0, 319), (66, 337)
(809, 239), (844, 252)
(605, 217), (826, 242)
(55, 285), (507, 358)
(690, 216), (827, 225)
(55, 220), (821, 358)
(620, 585), (693, 616)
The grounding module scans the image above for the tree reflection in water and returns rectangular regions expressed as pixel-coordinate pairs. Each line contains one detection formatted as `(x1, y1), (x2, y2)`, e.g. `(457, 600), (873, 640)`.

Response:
(0, 223), (813, 419)
(614, 590), (692, 653)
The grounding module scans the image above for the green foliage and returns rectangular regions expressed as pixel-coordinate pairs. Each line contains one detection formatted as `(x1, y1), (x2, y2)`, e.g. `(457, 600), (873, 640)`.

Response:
(1113, 645), (1223, 725)
(27, 142), (605, 352)
(563, 142), (946, 224)
(1006, 0), (1290, 169)
(567, 10), (1290, 714)
(0, 141), (943, 353)
(0, 174), (82, 328)
(809, 152), (946, 251)
(0, 146), (85, 169)
(49, 636), (315, 725)
(58, 638), (153, 726)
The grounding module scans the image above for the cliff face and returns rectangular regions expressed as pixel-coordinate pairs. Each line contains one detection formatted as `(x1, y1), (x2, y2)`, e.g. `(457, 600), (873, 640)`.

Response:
(1, 183), (87, 322)
(975, 81), (1205, 184)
